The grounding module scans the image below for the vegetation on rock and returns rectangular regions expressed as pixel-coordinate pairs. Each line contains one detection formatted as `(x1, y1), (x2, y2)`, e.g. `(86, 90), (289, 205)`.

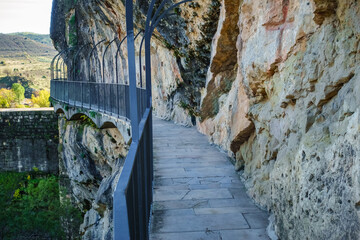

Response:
(0, 171), (82, 239)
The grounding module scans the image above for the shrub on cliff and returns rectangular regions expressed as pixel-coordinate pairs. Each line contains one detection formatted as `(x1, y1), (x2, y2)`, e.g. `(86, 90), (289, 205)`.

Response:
(0, 172), (82, 239)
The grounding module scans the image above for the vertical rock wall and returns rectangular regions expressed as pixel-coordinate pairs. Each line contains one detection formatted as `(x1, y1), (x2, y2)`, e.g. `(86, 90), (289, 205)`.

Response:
(58, 116), (129, 239)
(199, 0), (360, 239)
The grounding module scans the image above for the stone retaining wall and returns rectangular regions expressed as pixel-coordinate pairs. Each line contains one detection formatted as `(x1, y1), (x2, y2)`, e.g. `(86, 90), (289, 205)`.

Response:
(0, 108), (59, 173)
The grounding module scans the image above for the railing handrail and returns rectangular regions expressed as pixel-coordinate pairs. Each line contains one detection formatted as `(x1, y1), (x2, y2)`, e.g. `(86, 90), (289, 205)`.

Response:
(113, 107), (152, 236)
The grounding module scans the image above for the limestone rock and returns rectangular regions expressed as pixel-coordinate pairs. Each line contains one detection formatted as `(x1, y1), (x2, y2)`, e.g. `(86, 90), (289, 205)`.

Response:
(58, 117), (128, 239)
(200, 0), (360, 239)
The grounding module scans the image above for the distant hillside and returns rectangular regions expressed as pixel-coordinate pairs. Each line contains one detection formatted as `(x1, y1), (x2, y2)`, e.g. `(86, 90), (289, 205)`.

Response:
(0, 33), (56, 59)
(9, 32), (53, 47)
(0, 33), (57, 92)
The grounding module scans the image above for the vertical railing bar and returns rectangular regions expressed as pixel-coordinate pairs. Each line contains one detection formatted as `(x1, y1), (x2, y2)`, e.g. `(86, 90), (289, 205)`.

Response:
(81, 80), (83, 108)
(51, 52), (61, 80)
(66, 80), (69, 105)
(143, 126), (148, 239)
(128, 178), (135, 239)
(117, 79), (120, 117)
(63, 78), (65, 106)
(56, 56), (62, 80)
(102, 37), (118, 85)
(142, 135), (148, 239)
(64, 61), (67, 80)
(102, 37), (116, 115)
(73, 44), (90, 82)
(138, 35), (145, 88)
(126, 0), (139, 142)
(87, 39), (106, 112)
(60, 61), (64, 80)
(62, 61), (65, 80)
(115, 35), (129, 85)
(132, 163), (138, 239)
(72, 45), (89, 108)
(137, 138), (145, 240)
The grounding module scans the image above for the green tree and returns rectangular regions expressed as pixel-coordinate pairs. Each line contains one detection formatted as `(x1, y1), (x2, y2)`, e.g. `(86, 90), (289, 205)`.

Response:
(0, 172), (82, 239)
(11, 83), (25, 103)
(0, 89), (16, 108)
(31, 90), (50, 107)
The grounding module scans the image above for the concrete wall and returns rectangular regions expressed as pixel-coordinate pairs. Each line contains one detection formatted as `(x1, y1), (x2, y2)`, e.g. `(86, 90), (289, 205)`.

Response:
(0, 108), (59, 173)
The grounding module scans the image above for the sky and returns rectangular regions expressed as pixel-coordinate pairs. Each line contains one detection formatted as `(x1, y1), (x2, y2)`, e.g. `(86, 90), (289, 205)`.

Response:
(0, 0), (53, 34)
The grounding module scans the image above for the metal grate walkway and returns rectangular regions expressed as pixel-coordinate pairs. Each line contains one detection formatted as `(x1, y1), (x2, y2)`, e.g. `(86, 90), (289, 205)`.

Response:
(150, 118), (270, 240)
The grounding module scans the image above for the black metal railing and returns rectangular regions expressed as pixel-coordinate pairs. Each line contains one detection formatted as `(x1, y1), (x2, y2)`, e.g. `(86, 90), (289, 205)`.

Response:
(114, 108), (153, 239)
(51, 80), (132, 119)
(50, 37), (151, 240)
(50, 0), (191, 239)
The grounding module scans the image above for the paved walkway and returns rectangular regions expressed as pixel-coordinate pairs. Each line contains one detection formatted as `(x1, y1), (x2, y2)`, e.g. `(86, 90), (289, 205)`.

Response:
(150, 118), (269, 240)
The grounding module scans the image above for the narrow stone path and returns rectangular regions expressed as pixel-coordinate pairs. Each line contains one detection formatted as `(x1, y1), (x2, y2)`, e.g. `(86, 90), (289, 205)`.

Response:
(150, 118), (269, 240)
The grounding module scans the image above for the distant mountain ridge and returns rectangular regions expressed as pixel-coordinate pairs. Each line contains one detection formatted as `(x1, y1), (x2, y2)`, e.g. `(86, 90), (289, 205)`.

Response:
(0, 33), (56, 58)
(9, 32), (53, 46)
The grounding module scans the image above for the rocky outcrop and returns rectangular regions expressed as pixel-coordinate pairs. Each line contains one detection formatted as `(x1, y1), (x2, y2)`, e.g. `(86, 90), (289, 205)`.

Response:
(199, 0), (360, 239)
(58, 116), (128, 239)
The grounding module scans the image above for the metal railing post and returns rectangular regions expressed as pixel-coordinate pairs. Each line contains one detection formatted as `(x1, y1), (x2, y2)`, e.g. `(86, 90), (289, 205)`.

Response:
(145, 35), (151, 108)
(126, 0), (139, 143)
(88, 39), (106, 112)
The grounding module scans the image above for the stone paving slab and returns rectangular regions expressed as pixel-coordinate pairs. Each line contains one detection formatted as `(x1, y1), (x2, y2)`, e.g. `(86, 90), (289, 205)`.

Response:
(243, 213), (270, 229)
(150, 118), (269, 239)
(221, 229), (269, 240)
(153, 199), (210, 211)
(153, 209), (195, 217)
(154, 157), (227, 162)
(182, 189), (233, 200)
(209, 198), (261, 208)
(150, 231), (222, 240)
(194, 206), (264, 215)
(154, 161), (231, 169)
(152, 213), (249, 233)
(151, 229), (269, 240)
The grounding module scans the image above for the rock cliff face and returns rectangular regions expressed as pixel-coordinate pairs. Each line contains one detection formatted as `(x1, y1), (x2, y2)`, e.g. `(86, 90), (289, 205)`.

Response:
(51, 0), (360, 239)
(51, 0), (220, 126)
(199, 0), (360, 239)
(58, 116), (128, 239)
